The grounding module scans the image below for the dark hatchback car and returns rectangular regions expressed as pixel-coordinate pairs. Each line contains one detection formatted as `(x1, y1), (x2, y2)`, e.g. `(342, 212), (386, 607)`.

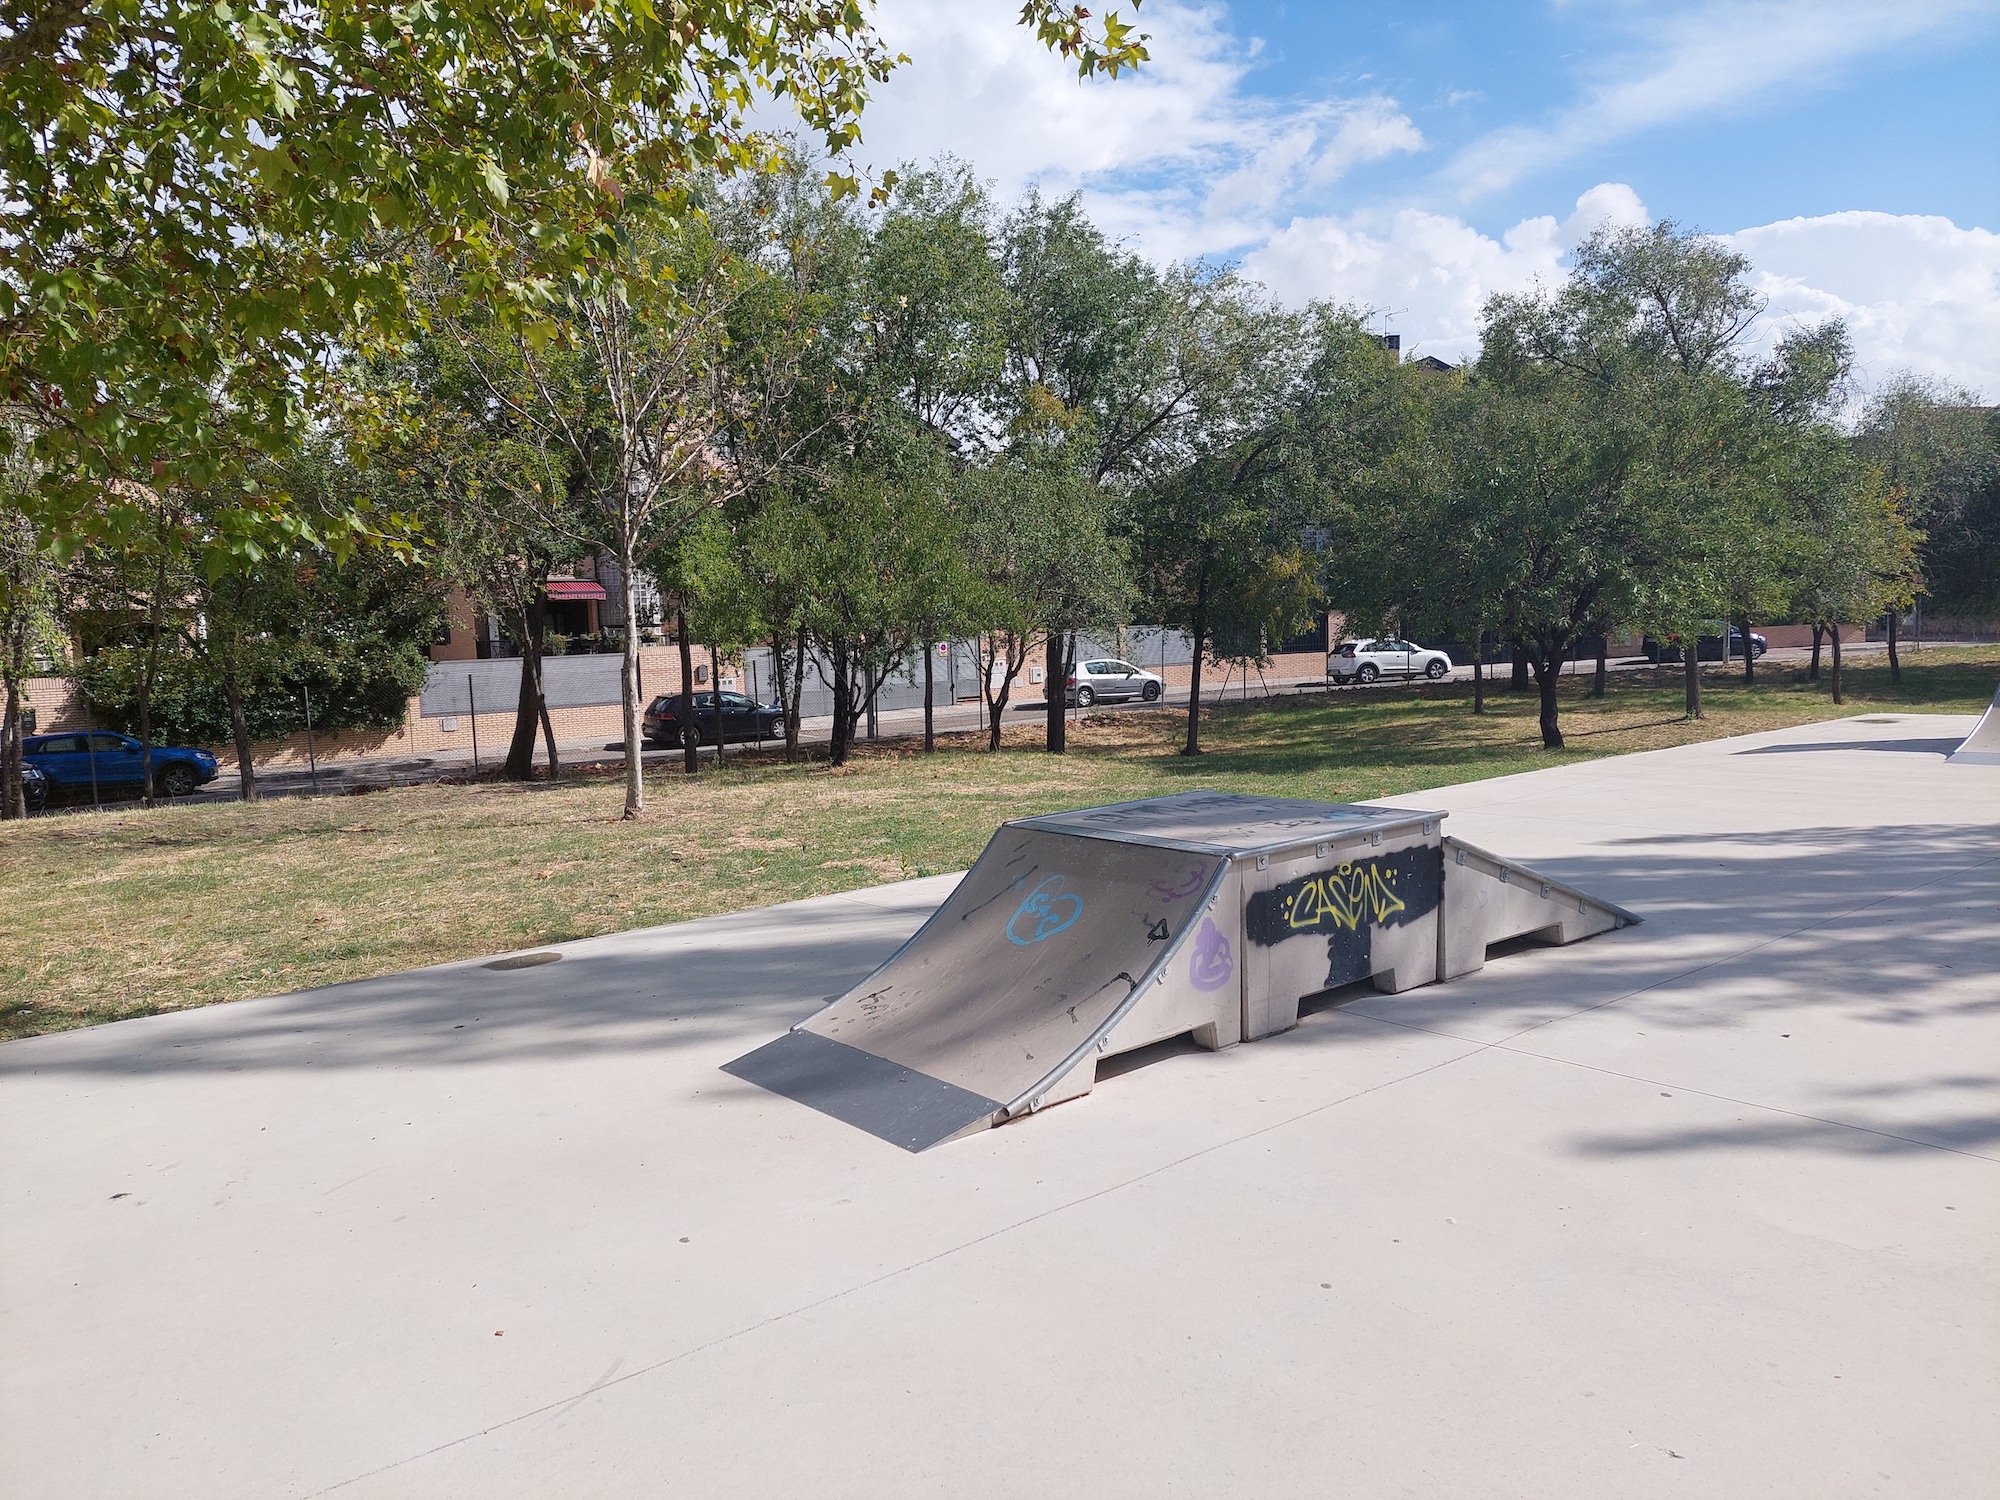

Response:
(1644, 628), (1768, 664)
(23, 731), (220, 800)
(643, 691), (785, 748)
(19, 761), (49, 812)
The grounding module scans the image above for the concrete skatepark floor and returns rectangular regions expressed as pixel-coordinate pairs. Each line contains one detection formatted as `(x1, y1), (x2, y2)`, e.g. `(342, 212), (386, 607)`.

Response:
(3, 712), (1995, 1498)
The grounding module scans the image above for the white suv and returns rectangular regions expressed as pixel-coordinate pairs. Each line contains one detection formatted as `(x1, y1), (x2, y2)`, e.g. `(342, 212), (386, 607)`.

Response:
(1066, 659), (1166, 706)
(1328, 638), (1454, 684)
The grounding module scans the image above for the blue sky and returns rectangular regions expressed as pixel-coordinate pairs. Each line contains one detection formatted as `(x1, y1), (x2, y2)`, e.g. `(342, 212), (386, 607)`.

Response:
(852, 0), (2000, 396)
(1225, 1), (1998, 234)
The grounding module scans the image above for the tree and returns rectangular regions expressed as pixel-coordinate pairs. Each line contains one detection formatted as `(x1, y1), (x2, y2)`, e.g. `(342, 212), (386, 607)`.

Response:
(864, 161), (1009, 454)
(1131, 300), (1371, 755)
(956, 429), (1128, 753)
(1, 456), (64, 818)
(444, 213), (743, 816)
(5, 3), (1144, 565)
(357, 278), (596, 785)
(1787, 458), (1917, 705)
(1475, 220), (1859, 731)
(1855, 376), (2000, 673)
(73, 540), (441, 768)
(794, 427), (961, 767)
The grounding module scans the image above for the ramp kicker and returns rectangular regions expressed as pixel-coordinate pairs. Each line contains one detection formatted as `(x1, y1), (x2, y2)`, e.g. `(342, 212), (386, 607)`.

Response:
(1946, 682), (2000, 764)
(723, 792), (1639, 1150)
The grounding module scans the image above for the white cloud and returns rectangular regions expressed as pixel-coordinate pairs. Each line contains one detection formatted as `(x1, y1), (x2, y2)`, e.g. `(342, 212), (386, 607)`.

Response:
(830, 5), (1999, 395)
(1242, 185), (1650, 360)
(1445, 0), (1999, 199)
(851, 1), (1423, 259)
(1245, 190), (2000, 398)
(1728, 213), (2000, 399)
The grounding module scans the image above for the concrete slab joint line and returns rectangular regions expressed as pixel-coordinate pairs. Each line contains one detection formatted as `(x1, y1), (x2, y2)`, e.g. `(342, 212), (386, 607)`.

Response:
(1945, 680), (2000, 763)
(722, 791), (1637, 1149)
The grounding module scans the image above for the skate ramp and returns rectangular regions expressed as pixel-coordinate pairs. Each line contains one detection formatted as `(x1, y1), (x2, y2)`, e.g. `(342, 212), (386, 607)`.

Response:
(725, 824), (1230, 1150)
(724, 792), (1636, 1151)
(1946, 683), (2000, 764)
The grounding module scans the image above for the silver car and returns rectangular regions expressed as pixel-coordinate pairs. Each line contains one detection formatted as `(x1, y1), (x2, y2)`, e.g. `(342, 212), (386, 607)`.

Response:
(1328, 638), (1454, 684)
(1065, 658), (1166, 707)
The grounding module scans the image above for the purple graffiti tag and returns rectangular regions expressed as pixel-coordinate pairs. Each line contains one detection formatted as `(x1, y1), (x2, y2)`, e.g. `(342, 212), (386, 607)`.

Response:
(1149, 866), (1207, 901)
(1188, 917), (1234, 992)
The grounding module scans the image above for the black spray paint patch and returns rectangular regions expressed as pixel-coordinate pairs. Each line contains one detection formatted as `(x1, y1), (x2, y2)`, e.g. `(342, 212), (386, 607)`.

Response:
(1244, 845), (1444, 949)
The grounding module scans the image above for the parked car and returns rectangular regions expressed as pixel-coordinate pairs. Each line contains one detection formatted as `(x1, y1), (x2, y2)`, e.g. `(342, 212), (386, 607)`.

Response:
(20, 761), (48, 812)
(1327, 638), (1454, 684)
(1643, 628), (1767, 664)
(643, 691), (785, 748)
(22, 731), (219, 799)
(1065, 659), (1165, 707)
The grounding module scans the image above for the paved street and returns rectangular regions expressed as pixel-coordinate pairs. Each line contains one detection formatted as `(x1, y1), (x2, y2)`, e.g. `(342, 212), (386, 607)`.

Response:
(4, 710), (1993, 1498)
(35, 640), (1899, 811)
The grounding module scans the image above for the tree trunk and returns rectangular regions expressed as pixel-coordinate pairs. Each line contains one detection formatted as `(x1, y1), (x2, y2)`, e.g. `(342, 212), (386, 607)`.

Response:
(984, 637), (1016, 752)
(1, 679), (21, 820)
(787, 626), (806, 761)
(1741, 614), (1755, 685)
(1809, 624), (1823, 681)
(1591, 636), (1607, 699)
(616, 554), (644, 818)
(863, 657), (879, 742)
(2, 607), (29, 819)
(538, 693), (560, 782)
(1886, 609), (1901, 684)
(1530, 634), (1567, 750)
(1830, 626), (1844, 705)
(1045, 630), (1067, 754)
(1182, 563), (1211, 757)
(223, 671), (258, 802)
(1471, 632), (1485, 715)
(1683, 646), (1702, 720)
(503, 595), (549, 781)
(1508, 636), (1530, 692)
(677, 607), (698, 776)
(137, 542), (168, 807)
(923, 642), (936, 753)
(709, 644), (725, 762)
(828, 639), (853, 767)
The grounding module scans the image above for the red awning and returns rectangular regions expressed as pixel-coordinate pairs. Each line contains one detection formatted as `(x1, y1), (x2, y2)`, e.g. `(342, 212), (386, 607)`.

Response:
(544, 579), (607, 601)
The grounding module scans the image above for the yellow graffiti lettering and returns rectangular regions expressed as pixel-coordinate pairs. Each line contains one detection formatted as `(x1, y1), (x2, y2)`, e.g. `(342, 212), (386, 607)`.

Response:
(1282, 862), (1405, 933)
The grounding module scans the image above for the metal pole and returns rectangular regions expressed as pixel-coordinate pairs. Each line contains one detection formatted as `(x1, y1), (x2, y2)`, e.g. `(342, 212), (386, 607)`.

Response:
(467, 671), (480, 774)
(303, 683), (320, 795)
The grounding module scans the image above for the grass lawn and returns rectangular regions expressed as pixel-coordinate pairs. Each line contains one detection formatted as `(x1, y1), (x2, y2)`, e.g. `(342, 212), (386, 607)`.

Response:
(4, 644), (1995, 1040)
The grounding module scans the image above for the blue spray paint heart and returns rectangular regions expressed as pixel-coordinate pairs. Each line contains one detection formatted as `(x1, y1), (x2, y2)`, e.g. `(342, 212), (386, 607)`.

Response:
(1007, 876), (1084, 945)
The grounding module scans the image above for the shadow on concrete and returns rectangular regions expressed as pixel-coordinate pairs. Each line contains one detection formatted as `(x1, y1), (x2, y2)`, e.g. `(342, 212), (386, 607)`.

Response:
(9, 825), (1995, 1156)
(0, 894), (931, 1080)
(1734, 738), (1963, 757)
(1565, 1104), (2000, 1159)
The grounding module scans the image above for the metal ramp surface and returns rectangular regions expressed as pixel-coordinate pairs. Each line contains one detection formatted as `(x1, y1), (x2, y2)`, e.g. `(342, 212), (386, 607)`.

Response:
(1947, 684), (2000, 764)
(724, 792), (1638, 1150)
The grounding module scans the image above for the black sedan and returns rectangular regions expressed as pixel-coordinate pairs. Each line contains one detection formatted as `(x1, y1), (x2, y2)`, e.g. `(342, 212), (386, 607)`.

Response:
(643, 691), (785, 748)
(1644, 628), (1767, 664)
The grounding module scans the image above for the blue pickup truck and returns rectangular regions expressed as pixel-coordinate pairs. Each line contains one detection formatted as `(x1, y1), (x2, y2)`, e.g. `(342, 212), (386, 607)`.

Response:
(22, 731), (220, 800)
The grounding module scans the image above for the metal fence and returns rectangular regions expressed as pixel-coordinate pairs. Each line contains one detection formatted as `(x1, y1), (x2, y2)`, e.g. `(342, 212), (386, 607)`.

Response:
(418, 629), (1203, 721)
